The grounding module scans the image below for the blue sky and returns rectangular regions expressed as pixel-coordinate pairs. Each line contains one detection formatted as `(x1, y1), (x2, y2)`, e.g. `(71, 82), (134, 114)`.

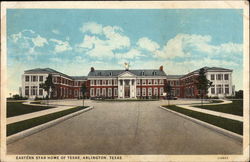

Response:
(7, 9), (243, 94)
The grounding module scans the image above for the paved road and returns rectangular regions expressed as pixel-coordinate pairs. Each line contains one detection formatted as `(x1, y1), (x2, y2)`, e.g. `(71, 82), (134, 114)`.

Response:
(7, 100), (242, 154)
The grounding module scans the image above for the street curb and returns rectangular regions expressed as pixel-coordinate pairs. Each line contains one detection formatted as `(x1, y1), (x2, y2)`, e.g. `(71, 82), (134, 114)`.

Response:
(159, 106), (243, 143)
(7, 106), (94, 145)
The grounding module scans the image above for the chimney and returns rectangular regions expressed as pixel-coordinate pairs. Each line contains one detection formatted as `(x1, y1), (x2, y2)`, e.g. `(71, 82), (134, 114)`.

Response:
(91, 67), (95, 72)
(159, 66), (163, 71)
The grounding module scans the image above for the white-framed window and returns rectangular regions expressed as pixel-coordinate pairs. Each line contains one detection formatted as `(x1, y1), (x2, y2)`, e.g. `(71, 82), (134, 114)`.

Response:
(142, 79), (146, 85)
(142, 88), (146, 96)
(25, 75), (30, 82)
(224, 74), (229, 80)
(148, 88), (152, 96)
(114, 79), (117, 85)
(153, 79), (158, 85)
(159, 79), (164, 85)
(25, 86), (29, 96)
(176, 81), (180, 86)
(114, 88), (118, 96)
(32, 76), (38, 82)
(102, 88), (106, 96)
(90, 80), (95, 86)
(216, 74), (223, 80)
(102, 80), (106, 85)
(170, 81), (174, 86)
(211, 85), (215, 94)
(136, 88), (141, 96)
(225, 84), (229, 94)
(31, 86), (37, 95)
(211, 74), (215, 80)
(75, 88), (78, 97)
(216, 85), (222, 94)
(160, 87), (164, 96)
(148, 79), (152, 85)
(96, 88), (100, 96)
(96, 80), (100, 85)
(154, 88), (158, 96)
(108, 80), (112, 85)
(137, 79), (140, 85)
(39, 76), (43, 82)
(90, 88), (94, 97)
(108, 88), (112, 97)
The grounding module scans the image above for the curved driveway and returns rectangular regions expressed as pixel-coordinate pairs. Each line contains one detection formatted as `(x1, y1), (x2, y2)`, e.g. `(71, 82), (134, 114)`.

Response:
(7, 100), (242, 155)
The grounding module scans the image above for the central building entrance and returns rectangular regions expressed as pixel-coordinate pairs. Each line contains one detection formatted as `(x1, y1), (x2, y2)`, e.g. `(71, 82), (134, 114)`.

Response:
(124, 80), (130, 98)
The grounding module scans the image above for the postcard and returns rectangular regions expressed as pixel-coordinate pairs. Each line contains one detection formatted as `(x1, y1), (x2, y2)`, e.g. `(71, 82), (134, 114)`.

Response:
(1, 1), (249, 162)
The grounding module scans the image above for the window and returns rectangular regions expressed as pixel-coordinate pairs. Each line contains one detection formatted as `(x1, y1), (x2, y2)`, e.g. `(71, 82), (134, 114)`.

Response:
(108, 88), (112, 97)
(142, 79), (146, 85)
(114, 80), (117, 85)
(38, 76), (43, 82)
(108, 80), (112, 85)
(224, 74), (229, 80)
(148, 88), (152, 96)
(90, 80), (94, 86)
(31, 86), (37, 95)
(102, 80), (106, 85)
(39, 88), (43, 96)
(159, 79), (164, 84)
(216, 74), (223, 80)
(160, 87), (164, 96)
(153, 79), (158, 85)
(141, 71), (145, 76)
(32, 76), (37, 82)
(211, 85), (215, 94)
(102, 88), (106, 96)
(137, 79), (140, 85)
(120, 80), (123, 86)
(216, 85), (222, 94)
(152, 71), (157, 76)
(142, 88), (146, 96)
(170, 81), (174, 86)
(25, 76), (29, 82)
(25, 86), (29, 96)
(109, 72), (112, 76)
(176, 81), (180, 86)
(211, 74), (215, 80)
(114, 88), (118, 96)
(96, 88), (100, 96)
(148, 79), (152, 85)
(136, 88), (141, 96)
(154, 88), (158, 96)
(75, 90), (79, 97)
(96, 80), (100, 85)
(225, 84), (229, 94)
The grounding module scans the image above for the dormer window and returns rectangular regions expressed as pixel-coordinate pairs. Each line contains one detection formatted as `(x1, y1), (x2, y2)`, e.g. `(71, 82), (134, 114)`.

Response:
(109, 72), (112, 76)
(141, 71), (145, 76)
(152, 71), (157, 76)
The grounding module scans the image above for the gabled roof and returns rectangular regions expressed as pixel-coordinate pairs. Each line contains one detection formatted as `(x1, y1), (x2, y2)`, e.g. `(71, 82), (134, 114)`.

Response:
(87, 69), (167, 77)
(24, 68), (87, 80)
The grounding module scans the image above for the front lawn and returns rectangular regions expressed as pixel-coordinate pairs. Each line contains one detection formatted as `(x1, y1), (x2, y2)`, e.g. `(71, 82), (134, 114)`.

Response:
(7, 102), (55, 118)
(194, 100), (243, 116)
(163, 105), (243, 135)
(7, 106), (88, 136)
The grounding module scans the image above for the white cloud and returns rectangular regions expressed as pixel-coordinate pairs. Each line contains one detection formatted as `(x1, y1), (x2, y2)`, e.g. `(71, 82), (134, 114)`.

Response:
(77, 22), (130, 58)
(153, 34), (243, 59)
(52, 29), (60, 34)
(80, 22), (103, 34)
(116, 48), (144, 59)
(32, 35), (48, 47)
(50, 39), (72, 53)
(137, 37), (160, 52)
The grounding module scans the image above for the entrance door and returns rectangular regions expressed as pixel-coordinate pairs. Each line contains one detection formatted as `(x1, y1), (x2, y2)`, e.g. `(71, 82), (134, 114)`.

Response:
(125, 86), (130, 98)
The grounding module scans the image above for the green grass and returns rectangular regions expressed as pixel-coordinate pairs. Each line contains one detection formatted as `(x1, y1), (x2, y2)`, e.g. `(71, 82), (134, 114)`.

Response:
(7, 102), (55, 118)
(7, 106), (88, 136)
(194, 100), (243, 116)
(163, 105), (243, 135)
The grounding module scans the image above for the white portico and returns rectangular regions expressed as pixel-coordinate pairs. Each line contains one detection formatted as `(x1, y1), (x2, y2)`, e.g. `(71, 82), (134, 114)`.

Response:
(118, 71), (137, 98)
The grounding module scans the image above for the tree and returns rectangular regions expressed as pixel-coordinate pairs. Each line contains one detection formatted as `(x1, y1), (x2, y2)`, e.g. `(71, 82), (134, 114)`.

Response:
(235, 90), (243, 99)
(165, 83), (172, 106)
(81, 82), (87, 107)
(196, 68), (212, 106)
(40, 74), (55, 105)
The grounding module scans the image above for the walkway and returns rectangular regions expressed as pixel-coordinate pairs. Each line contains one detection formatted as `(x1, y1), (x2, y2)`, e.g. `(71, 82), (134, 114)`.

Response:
(7, 100), (242, 155)
(176, 100), (243, 122)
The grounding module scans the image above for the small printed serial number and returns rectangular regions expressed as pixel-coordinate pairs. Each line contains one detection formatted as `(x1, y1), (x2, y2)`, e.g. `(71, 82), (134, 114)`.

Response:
(217, 156), (228, 159)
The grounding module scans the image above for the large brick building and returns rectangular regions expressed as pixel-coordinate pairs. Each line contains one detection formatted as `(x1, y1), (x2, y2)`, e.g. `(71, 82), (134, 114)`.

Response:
(21, 66), (235, 99)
